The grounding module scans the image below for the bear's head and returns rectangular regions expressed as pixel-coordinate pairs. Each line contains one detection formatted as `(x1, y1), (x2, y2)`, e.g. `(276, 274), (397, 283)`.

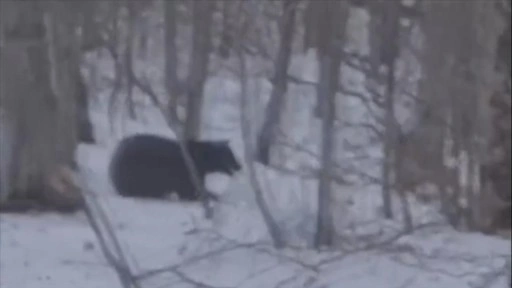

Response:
(203, 140), (242, 176)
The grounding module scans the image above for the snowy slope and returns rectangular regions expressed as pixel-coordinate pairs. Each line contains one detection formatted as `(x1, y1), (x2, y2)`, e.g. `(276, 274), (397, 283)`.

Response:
(2, 29), (511, 288)
(1, 73), (510, 288)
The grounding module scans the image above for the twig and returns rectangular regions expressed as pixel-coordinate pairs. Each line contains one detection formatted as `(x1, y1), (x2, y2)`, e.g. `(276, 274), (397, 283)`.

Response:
(78, 176), (140, 288)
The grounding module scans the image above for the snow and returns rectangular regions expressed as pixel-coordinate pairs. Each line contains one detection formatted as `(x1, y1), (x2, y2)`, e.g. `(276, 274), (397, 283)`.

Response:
(1, 10), (510, 286)
(1, 72), (510, 288)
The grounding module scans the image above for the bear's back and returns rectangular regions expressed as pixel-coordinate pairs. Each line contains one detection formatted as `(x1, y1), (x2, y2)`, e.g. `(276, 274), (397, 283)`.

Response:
(108, 134), (240, 200)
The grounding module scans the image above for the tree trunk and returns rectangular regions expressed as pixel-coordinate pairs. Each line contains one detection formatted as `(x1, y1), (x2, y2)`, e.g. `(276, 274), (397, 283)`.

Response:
(303, 1), (320, 53)
(367, 0), (398, 220)
(314, 0), (348, 249)
(184, 0), (214, 140)
(125, 1), (137, 120)
(315, 55), (336, 248)
(164, 0), (182, 127)
(80, 2), (104, 53)
(383, 2), (414, 231)
(0, 109), (14, 203)
(76, 70), (95, 144)
(0, 1), (83, 212)
(418, 1), (508, 231)
(218, 1), (233, 59)
(238, 50), (285, 248)
(256, 0), (297, 165)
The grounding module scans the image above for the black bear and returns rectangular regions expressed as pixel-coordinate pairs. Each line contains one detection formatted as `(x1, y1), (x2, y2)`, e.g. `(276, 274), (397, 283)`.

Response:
(109, 134), (241, 201)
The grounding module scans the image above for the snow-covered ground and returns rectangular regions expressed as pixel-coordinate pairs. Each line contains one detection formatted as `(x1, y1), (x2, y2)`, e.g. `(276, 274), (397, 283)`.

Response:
(1, 70), (510, 288)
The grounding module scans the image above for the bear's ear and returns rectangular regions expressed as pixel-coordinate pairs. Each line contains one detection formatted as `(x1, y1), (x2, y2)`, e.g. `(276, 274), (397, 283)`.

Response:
(215, 140), (229, 146)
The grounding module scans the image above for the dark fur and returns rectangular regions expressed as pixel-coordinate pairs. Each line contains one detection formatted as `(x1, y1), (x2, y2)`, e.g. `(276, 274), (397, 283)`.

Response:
(109, 134), (241, 201)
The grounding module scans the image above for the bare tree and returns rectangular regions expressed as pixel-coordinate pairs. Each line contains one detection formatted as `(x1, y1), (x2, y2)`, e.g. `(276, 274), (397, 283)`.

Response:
(314, 0), (350, 248)
(238, 49), (285, 248)
(0, 109), (13, 203)
(233, 0), (285, 248)
(217, 0), (234, 59)
(366, 0), (399, 221)
(183, 0), (214, 140)
(124, 1), (138, 120)
(481, 0), (511, 232)
(76, 71), (95, 144)
(80, 1), (106, 52)
(164, 0), (183, 127)
(409, 1), (509, 231)
(380, 1), (413, 231)
(0, 1), (83, 211)
(256, 0), (297, 166)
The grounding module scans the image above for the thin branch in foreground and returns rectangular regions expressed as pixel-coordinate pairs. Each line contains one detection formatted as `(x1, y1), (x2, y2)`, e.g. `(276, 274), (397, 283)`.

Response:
(76, 175), (140, 288)
(316, 221), (446, 267)
(135, 243), (249, 280)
